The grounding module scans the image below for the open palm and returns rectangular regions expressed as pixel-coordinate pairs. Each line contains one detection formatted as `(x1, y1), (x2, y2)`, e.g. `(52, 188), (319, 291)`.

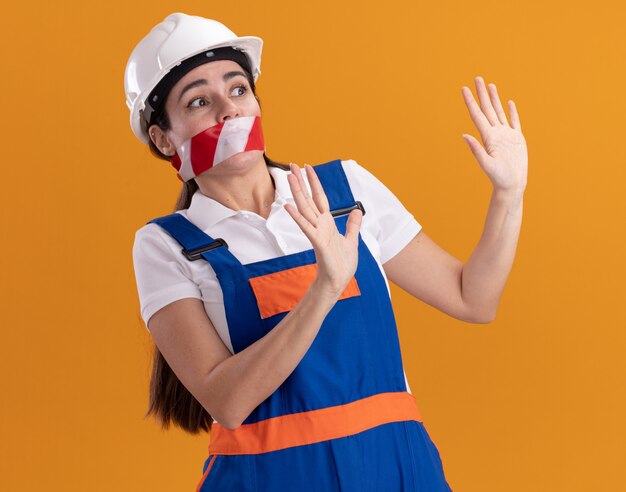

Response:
(284, 163), (363, 297)
(462, 76), (528, 195)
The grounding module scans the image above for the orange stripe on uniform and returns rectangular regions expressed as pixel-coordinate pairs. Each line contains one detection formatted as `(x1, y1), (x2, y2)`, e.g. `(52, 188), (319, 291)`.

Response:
(195, 454), (217, 492)
(248, 263), (361, 319)
(209, 391), (422, 455)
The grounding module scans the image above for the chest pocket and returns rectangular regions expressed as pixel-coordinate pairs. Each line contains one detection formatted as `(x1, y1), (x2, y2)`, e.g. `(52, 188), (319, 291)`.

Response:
(248, 263), (361, 319)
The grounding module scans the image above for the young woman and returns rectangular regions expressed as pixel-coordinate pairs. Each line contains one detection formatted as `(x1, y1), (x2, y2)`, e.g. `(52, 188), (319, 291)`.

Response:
(126, 12), (527, 492)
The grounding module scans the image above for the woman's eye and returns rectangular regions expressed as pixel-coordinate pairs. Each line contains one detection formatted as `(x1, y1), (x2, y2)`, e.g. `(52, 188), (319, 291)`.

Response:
(188, 97), (207, 108)
(231, 85), (247, 96)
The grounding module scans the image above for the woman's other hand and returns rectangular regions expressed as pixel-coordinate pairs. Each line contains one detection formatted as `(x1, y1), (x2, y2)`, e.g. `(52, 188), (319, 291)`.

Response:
(284, 163), (363, 301)
(461, 76), (528, 197)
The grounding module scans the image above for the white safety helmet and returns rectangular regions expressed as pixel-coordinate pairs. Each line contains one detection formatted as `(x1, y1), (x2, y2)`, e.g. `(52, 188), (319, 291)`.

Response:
(124, 13), (263, 144)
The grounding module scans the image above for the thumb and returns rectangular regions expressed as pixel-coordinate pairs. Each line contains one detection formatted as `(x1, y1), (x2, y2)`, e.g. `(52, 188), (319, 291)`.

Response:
(344, 208), (363, 244)
(462, 134), (490, 166)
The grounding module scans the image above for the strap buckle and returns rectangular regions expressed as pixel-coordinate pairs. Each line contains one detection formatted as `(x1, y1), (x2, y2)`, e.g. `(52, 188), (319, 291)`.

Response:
(331, 200), (366, 218)
(181, 238), (229, 261)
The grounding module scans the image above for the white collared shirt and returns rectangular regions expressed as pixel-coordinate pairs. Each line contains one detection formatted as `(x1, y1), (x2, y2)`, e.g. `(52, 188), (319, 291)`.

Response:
(132, 159), (422, 354)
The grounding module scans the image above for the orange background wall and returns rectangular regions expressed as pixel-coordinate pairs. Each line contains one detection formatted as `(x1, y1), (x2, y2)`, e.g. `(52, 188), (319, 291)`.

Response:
(2, 1), (624, 490)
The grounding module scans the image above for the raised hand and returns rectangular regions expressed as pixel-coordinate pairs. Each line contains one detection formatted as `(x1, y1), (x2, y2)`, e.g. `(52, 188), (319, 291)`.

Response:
(283, 163), (363, 300)
(461, 76), (528, 196)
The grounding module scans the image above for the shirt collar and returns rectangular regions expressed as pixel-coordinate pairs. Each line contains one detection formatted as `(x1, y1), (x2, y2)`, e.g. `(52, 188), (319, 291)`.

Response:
(269, 163), (294, 205)
(185, 164), (294, 231)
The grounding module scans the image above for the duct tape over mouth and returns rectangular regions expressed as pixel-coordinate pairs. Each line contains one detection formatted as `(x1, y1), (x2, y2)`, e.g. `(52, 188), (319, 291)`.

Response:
(171, 115), (265, 182)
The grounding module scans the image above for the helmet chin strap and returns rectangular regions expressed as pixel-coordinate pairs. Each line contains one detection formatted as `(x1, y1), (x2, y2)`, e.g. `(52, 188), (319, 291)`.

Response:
(171, 115), (265, 182)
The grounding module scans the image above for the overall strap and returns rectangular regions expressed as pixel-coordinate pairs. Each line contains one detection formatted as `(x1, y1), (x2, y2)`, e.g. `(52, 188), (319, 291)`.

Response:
(148, 213), (243, 273)
(314, 159), (366, 229)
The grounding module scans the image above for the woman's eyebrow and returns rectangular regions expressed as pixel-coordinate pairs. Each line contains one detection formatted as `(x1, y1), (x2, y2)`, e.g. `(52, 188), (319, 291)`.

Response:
(178, 79), (207, 102)
(177, 71), (248, 103)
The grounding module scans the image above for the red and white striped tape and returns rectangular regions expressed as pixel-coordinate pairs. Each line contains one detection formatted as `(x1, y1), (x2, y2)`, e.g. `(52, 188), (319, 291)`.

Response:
(171, 115), (265, 182)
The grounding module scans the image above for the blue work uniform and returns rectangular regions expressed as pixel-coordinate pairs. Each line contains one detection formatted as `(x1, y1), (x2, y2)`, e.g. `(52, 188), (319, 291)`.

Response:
(148, 159), (454, 491)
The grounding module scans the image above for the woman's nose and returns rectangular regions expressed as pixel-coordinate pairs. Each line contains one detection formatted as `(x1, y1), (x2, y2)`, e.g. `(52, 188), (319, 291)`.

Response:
(217, 97), (240, 122)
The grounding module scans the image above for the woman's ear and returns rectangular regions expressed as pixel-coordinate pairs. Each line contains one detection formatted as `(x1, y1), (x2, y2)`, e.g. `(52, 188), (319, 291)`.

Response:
(148, 125), (176, 156)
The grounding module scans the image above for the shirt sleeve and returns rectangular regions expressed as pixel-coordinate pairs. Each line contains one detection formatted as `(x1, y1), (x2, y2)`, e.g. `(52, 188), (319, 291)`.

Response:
(132, 222), (203, 329)
(342, 159), (422, 264)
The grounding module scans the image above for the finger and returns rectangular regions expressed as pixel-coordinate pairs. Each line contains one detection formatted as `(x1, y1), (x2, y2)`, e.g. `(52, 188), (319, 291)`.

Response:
(487, 83), (509, 126)
(304, 164), (330, 214)
(287, 173), (318, 225)
(462, 133), (491, 165)
(508, 100), (522, 131)
(292, 164), (320, 224)
(296, 164), (321, 217)
(461, 86), (491, 138)
(344, 208), (363, 245)
(290, 163), (320, 219)
(474, 76), (500, 126)
(284, 202), (317, 239)
(288, 164), (319, 224)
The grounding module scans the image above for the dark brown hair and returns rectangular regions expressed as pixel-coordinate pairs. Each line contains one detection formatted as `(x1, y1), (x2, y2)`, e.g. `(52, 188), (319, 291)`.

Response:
(144, 62), (290, 434)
